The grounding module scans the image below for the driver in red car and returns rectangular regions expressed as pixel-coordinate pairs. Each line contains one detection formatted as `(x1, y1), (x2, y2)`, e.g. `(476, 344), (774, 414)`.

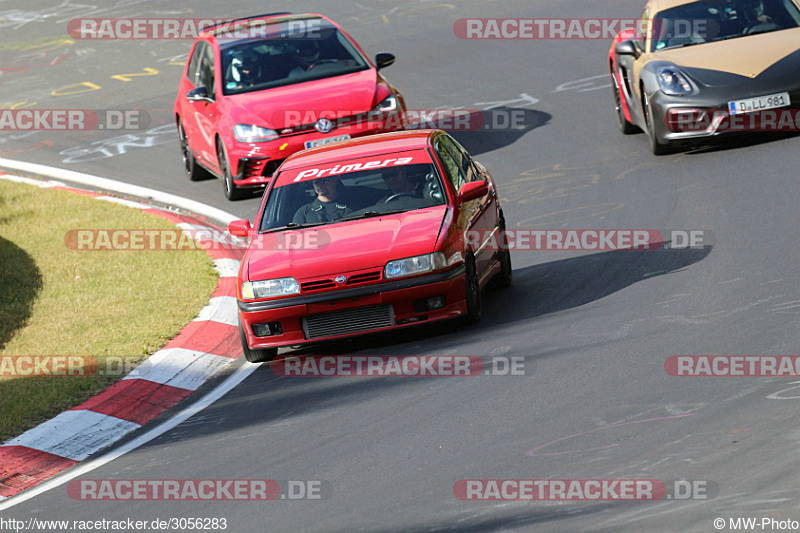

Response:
(380, 166), (422, 202)
(293, 176), (353, 223)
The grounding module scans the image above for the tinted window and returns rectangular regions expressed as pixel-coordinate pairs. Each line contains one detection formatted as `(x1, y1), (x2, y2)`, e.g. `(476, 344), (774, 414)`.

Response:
(186, 42), (206, 87)
(219, 19), (370, 95)
(259, 162), (445, 230)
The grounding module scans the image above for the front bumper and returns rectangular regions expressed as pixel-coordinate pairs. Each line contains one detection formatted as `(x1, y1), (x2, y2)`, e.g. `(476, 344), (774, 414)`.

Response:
(229, 117), (405, 188)
(239, 265), (466, 350)
(649, 87), (800, 144)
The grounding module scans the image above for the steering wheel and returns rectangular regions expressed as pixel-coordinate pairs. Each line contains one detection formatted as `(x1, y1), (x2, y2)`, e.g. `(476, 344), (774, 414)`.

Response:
(385, 192), (416, 202)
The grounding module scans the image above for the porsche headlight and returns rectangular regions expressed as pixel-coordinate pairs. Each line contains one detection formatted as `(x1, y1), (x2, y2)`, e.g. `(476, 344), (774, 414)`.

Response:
(241, 277), (299, 300)
(233, 124), (279, 143)
(657, 67), (693, 96)
(385, 253), (447, 279)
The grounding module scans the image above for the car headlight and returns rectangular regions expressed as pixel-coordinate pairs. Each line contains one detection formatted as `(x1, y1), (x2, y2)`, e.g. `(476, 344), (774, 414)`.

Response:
(657, 67), (693, 96)
(372, 94), (399, 114)
(241, 277), (299, 300)
(233, 124), (279, 143)
(385, 253), (447, 279)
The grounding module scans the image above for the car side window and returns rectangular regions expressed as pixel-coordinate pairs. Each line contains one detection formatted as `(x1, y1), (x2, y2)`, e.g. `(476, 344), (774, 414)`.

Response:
(438, 136), (476, 185)
(435, 138), (466, 190)
(636, 6), (650, 51)
(447, 137), (479, 182)
(187, 42), (206, 87)
(199, 44), (216, 99)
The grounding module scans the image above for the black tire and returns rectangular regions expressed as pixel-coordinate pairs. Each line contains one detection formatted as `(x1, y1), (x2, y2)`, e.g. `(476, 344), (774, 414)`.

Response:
(611, 72), (638, 135)
(491, 217), (512, 289)
(239, 324), (277, 363)
(218, 138), (245, 201)
(643, 92), (672, 156)
(178, 122), (208, 181)
(463, 254), (482, 324)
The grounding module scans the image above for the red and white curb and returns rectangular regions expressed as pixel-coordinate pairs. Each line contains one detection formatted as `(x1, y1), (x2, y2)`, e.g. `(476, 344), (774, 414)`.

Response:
(0, 168), (249, 500)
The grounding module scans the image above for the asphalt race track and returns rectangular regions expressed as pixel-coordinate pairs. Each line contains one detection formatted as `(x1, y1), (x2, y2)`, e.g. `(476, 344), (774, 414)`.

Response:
(2, 1), (800, 531)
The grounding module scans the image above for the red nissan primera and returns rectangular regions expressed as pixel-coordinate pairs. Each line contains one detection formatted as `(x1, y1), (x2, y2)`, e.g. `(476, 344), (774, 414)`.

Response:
(228, 130), (512, 362)
(175, 12), (406, 200)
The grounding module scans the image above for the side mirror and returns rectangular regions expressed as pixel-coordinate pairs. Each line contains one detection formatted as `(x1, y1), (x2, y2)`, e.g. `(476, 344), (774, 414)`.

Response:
(187, 86), (212, 102)
(228, 219), (252, 238)
(457, 181), (488, 204)
(615, 39), (640, 58)
(375, 53), (395, 70)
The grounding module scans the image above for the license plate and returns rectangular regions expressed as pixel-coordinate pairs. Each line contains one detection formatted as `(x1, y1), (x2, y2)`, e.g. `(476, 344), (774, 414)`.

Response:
(728, 92), (791, 115)
(305, 135), (350, 149)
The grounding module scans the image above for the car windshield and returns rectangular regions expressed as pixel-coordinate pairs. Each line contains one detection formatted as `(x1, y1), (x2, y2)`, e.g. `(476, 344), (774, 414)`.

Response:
(650, 0), (800, 51)
(220, 18), (370, 95)
(258, 151), (447, 232)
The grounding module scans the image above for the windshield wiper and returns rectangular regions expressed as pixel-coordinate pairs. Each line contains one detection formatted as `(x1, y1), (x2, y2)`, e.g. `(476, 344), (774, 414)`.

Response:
(336, 210), (406, 222)
(262, 221), (328, 233)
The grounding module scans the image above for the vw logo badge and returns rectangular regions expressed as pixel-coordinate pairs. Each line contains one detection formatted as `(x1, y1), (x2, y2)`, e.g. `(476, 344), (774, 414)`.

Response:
(335, 275), (347, 284)
(315, 118), (334, 133)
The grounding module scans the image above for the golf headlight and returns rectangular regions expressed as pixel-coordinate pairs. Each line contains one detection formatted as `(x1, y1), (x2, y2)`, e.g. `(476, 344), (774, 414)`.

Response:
(372, 94), (399, 114)
(657, 67), (693, 96)
(241, 277), (300, 300)
(233, 124), (279, 143)
(385, 253), (447, 279)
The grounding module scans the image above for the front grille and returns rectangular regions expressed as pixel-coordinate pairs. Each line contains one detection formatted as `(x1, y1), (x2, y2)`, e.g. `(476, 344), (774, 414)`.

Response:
(301, 279), (337, 292)
(303, 304), (394, 340)
(346, 271), (381, 285)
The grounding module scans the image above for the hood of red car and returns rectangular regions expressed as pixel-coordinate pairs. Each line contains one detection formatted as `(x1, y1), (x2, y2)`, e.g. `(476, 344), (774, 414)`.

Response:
(246, 206), (448, 281)
(225, 69), (378, 129)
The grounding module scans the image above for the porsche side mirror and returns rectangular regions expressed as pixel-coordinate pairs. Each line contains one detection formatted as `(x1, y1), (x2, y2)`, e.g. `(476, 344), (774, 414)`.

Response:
(228, 219), (252, 238)
(375, 53), (396, 70)
(615, 39), (640, 58)
(458, 181), (489, 204)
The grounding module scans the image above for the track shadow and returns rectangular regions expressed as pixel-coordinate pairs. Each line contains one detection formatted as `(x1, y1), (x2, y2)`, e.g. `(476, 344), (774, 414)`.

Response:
(0, 235), (43, 350)
(446, 107), (552, 156)
(681, 131), (800, 155)
(481, 244), (712, 325)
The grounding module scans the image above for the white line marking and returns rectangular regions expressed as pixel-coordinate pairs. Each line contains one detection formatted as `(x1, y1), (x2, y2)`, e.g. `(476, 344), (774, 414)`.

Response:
(0, 157), (239, 226)
(0, 362), (257, 510)
(125, 348), (235, 391)
(214, 258), (241, 278)
(5, 411), (140, 462)
(194, 296), (239, 326)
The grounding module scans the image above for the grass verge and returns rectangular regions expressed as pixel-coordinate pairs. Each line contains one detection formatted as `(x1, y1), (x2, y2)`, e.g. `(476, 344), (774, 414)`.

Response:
(0, 179), (219, 442)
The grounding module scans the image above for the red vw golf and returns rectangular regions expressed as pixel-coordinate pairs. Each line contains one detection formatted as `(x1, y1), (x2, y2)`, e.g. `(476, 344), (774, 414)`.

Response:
(228, 130), (512, 362)
(175, 12), (406, 200)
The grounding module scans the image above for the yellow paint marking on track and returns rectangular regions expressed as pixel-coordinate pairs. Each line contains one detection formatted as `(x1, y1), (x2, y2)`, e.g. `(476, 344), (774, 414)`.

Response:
(111, 68), (159, 82)
(51, 82), (101, 97)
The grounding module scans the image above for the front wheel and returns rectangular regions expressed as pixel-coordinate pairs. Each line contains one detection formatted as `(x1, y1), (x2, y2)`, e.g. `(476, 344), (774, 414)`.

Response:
(643, 93), (672, 156)
(463, 254), (482, 324)
(239, 324), (277, 363)
(611, 72), (637, 135)
(179, 122), (208, 181)
(218, 139), (245, 201)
